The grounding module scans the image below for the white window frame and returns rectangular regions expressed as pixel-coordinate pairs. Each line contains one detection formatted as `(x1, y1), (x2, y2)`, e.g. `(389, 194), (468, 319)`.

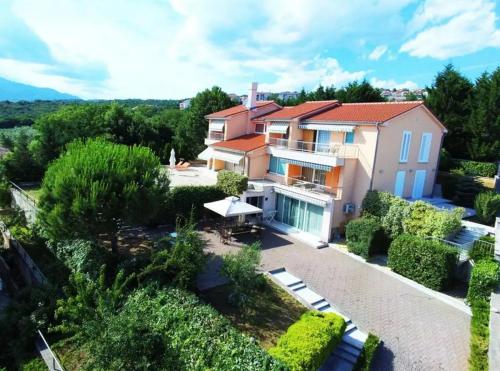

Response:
(399, 131), (412, 163)
(418, 133), (432, 163)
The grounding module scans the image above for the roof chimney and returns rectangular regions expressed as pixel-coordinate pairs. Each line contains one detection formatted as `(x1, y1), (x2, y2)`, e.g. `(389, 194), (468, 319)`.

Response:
(246, 82), (258, 109)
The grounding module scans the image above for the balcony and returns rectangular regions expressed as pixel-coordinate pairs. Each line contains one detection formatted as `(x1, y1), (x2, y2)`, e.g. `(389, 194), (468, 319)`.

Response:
(268, 137), (358, 158)
(266, 174), (342, 198)
(204, 131), (224, 145)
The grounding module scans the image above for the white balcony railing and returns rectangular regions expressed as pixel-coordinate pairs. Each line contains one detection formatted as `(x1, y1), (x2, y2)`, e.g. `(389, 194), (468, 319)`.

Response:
(267, 174), (342, 198)
(268, 137), (358, 158)
(207, 132), (224, 141)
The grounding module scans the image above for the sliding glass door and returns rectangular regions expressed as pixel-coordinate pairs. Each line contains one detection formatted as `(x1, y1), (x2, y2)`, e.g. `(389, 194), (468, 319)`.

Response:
(275, 194), (324, 237)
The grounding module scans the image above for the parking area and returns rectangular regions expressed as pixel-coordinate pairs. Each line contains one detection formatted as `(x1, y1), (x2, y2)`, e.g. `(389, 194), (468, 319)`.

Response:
(200, 228), (470, 370)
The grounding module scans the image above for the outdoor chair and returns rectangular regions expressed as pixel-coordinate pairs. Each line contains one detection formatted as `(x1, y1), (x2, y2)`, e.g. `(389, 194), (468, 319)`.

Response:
(176, 161), (191, 170)
(264, 210), (277, 224)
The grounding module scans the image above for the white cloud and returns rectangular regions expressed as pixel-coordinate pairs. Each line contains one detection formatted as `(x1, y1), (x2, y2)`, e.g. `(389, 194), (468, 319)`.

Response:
(370, 77), (418, 90)
(368, 45), (388, 61)
(259, 58), (367, 92)
(401, 0), (500, 59)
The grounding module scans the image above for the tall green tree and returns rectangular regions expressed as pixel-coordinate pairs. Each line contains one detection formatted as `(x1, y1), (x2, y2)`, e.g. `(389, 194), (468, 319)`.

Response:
(466, 68), (500, 161)
(38, 138), (169, 252)
(174, 86), (235, 159)
(336, 80), (385, 103)
(425, 64), (473, 157)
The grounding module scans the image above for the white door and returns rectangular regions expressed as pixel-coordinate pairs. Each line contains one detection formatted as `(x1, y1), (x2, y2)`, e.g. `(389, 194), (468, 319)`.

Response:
(412, 170), (426, 199)
(394, 171), (406, 197)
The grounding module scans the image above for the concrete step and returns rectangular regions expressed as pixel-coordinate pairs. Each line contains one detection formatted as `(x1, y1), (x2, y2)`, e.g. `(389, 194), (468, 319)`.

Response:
(337, 342), (362, 357)
(333, 347), (358, 364)
(291, 283), (307, 291)
(345, 323), (356, 333)
(288, 281), (304, 289)
(320, 354), (353, 371)
(342, 329), (368, 350)
(313, 300), (331, 311)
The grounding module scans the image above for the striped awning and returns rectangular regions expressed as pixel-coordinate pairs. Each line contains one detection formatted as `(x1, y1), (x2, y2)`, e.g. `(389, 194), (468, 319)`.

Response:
(298, 123), (354, 132)
(281, 158), (331, 172)
(209, 120), (225, 131)
(274, 187), (327, 207)
(268, 122), (289, 134)
(212, 150), (243, 164)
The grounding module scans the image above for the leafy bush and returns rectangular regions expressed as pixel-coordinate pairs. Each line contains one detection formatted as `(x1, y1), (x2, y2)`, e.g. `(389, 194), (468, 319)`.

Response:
(361, 190), (394, 219)
(467, 259), (500, 303)
(217, 170), (248, 196)
(158, 185), (226, 223)
(346, 217), (389, 258)
(353, 333), (380, 371)
(469, 299), (490, 371)
(0, 179), (11, 207)
(20, 358), (47, 371)
(402, 201), (463, 239)
(474, 191), (500, 226)
(469, 236), (495, 262)
(453, 176), (484, 208)
(84, 287), (285, 370)
(221, 242), (262, 306)
(139, 222), (206, 290)
(388, 234), (458, 291)
(381, 197), (411, 239)
(269, 311), (345, 371)
(452, 159), (497, 178)
(48, 239), (105, 278)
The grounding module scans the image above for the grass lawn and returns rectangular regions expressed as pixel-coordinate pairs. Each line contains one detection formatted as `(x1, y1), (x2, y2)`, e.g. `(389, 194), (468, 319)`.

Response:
(201, 277), (307, 349)
(24, 188), (41, 201)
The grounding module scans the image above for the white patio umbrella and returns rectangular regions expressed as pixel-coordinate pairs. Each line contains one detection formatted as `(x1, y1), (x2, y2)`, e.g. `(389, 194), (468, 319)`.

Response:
(169, 148), (176, 169)
(204, 196), (262, 218)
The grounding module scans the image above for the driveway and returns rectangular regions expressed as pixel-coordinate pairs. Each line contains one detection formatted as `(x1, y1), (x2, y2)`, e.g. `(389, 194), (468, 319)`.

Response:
(201, 229), (470, 371)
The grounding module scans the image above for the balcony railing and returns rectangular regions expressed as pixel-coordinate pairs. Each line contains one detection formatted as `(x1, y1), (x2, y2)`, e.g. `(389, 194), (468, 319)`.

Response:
(267, 174), (342, 198)
(268, 137), (358, 158)
(207, 132), (224, 141)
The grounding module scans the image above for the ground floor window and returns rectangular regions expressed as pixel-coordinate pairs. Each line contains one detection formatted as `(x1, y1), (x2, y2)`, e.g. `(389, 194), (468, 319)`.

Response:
(275, 194), (323, 236)
(246, 196), (263, 208)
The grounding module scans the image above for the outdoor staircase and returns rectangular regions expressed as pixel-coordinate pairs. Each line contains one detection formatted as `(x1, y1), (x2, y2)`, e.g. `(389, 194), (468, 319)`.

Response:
(269, 268), (368, 371)
(451, 226), (487, 247)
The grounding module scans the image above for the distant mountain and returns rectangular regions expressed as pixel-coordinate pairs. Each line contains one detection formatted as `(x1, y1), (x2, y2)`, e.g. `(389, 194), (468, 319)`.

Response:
(0, 77), (80, 101)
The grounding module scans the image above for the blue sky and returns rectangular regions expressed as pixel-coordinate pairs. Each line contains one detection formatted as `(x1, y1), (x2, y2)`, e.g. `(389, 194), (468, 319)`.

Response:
(0, 0), (499, 99)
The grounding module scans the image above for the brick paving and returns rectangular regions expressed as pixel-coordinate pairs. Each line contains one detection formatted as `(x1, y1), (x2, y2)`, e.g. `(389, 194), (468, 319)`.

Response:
(201, 229), (470, 371)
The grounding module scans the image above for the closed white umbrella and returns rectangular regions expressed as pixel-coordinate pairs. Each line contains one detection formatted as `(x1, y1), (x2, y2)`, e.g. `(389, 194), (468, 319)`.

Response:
(169, 148), (176, 169)
(204, 196), (262, 217)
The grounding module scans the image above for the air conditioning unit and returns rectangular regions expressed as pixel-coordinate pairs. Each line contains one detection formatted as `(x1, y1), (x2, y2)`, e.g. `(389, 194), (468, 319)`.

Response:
(342, 203), (355, 214)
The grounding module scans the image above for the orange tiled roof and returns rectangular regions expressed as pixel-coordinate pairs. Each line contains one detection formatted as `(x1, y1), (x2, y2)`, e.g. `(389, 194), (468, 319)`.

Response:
(262, 101), (338, 120)
(212, 134), (265, 152)
(305, 101), (423, 123)
(206, 101), (277, 118)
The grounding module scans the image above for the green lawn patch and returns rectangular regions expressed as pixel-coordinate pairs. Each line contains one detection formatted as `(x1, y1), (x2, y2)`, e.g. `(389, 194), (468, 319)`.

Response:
(201, 276), (307, 349)
(24, 188), (41, 202)
(353, 333), (380, 371)
(469, 300), (490, 371)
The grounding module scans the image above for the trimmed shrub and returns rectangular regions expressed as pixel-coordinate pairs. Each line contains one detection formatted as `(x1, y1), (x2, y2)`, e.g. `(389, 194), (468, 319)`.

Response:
(453, 159), (497, 178)
(453, 176), (484, 208)
(156, 185), (226, 223)
(469, 235), (495, 262)
(469, 299), (490, 371)
(402, 201), (463, 239)
(269, 311), (345, 371)
(474, 191), (500, 226)
(353, 333), (380, 371)
(361, 190), (394, 219)
(48, 239), (105, 278)
(346, 217), (389, 258)
(467, 259), (500, 303)
(381, 197), (411, 239)
(217, 170), (248, 196)
(388, 234), (459, 291)
(0, 179), (11, 208)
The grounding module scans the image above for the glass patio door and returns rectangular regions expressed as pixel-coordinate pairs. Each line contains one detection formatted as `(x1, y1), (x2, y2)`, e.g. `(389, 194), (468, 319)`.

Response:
(275, 194), (324, 237)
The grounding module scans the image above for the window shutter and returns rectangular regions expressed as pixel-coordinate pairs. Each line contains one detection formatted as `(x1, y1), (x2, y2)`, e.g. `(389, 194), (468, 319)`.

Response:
(399, 131), (412, 162)
(418, 133), (432, 163)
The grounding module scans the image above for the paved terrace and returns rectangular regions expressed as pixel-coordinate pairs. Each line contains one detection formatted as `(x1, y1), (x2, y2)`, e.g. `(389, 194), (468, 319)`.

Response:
(167, 164), (217, 187)
(200, 229), (470, 371)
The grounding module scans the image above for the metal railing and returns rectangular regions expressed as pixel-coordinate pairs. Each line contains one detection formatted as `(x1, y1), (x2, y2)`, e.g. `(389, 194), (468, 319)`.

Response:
(268, 174), (342, 198)
(268, 137), (358, 158)
(36, 330), (64, 371)
(469, 239), (496, 260)
(207, 132), (224, 141)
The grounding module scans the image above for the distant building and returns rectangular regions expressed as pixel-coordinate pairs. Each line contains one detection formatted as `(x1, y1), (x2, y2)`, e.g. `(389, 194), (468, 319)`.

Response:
(179, 98), (191, 110)
(380, 88), (426, 102)
(241, 90), (299, 106)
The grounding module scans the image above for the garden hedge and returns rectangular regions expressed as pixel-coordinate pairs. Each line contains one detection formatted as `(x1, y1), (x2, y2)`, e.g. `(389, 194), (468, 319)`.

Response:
(361, 190), (394, 219)
(156, 185), (226, 223)
(216, 170), (248, 196)
(468, 235), (495, 262)
(469, 299), (490, 371)
(353, 333), (380, 371)
(388, 234), (458, 291)
(467, 259), (500, 303)
(452, 159), (497, 178)
(269, 311), (345, 371)
(346, 217), (389, 258)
